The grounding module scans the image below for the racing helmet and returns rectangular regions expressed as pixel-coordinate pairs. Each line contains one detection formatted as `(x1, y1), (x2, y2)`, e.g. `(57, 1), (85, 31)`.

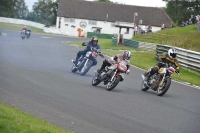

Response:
(91, 36), (98, 44)
(168, 48), (177, 59)
(123, 50), (131, 60)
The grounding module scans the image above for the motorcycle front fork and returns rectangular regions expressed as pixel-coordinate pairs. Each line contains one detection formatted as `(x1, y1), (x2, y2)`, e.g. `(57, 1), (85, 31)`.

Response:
(83, 59), (89, 68)
(159, 74), (166, 87)
(110, 69), (117, 82)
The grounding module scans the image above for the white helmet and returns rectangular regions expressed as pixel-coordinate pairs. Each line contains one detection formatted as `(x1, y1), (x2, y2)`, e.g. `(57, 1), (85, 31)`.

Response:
(168, 48), (177, 59)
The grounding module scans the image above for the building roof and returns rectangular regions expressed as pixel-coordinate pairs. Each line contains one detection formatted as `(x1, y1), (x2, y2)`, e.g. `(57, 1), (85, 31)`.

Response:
(58, 0), (173, 27)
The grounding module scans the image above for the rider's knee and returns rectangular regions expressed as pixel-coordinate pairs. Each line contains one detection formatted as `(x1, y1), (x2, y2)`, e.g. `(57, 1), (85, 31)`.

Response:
(77, 51), (82, 56)
(151, 67), (159, 73)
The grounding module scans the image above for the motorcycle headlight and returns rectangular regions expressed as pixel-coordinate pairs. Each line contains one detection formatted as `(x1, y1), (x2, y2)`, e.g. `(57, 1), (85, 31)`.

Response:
(86, 51), (92, 57)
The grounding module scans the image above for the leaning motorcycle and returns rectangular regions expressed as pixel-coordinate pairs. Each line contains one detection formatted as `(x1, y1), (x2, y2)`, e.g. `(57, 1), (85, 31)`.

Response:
(21, 29), (31, 39)
(92, 60), (128, 91)
(141, 63), (179, 96)
(71, 45), (104, 76)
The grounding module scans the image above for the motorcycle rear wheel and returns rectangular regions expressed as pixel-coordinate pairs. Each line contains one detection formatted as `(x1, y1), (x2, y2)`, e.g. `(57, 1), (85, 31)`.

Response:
(106, 76), (121, 91)
(141, 80), (149, 91)
(157, 78), (171, 96)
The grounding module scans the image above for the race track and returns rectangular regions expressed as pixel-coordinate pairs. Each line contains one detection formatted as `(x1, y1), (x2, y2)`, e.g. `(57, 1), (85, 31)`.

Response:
(0, 30), (199, 133)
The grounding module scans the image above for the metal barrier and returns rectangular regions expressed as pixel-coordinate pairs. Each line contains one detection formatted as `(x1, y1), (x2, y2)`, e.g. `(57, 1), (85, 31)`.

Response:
(198, 22), (200, 32)
(156, 44), (200, 73)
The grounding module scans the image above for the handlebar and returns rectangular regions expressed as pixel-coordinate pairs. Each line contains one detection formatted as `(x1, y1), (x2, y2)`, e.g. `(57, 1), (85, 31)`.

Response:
(91, 47), (104, 58)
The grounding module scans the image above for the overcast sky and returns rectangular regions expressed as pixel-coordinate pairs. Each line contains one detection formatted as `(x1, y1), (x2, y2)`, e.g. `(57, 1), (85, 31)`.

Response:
(25, 0), (166, 11)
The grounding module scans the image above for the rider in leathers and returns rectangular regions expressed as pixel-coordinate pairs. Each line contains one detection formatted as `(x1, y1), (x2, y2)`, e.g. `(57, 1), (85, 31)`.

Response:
(73, 36), (100, 66)
(97, 50), (132, 74)
(145, 48), (180, 81)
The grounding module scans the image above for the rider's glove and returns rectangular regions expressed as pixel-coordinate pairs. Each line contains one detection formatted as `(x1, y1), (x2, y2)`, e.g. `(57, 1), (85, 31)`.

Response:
(113, 56), (118, 61)
(159, 61), (165, 66)
(176, 69), (180, 73)
(100, 54), (104, 58)
(126, 70), (130, 75)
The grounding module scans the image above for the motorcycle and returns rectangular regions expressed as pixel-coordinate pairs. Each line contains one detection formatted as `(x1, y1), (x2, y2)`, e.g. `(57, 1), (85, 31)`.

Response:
(21, 29), (31, 39)
(141, 62), (179, 96)
(71, 43), (104, 76)
(92, 59), (128, 91)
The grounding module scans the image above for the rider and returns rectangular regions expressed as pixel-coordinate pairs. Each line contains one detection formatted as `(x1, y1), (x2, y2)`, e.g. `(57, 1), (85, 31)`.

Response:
(145, 48), (180, 81)
(22, 26), (27, 32)
(97, 50), (132, 74)
(73, 36), (101, 66)
(21, 26), (27, 36)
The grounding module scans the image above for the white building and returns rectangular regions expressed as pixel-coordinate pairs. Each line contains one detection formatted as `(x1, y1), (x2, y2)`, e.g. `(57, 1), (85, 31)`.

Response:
(56, 0), (173, 40)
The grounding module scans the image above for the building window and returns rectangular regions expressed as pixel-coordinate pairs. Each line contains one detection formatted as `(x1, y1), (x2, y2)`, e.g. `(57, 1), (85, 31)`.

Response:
(111, 23), (115, 27)
(64, 18), (75, 23)
(125, 28), (129, 34)
(89, 20), (97, 25)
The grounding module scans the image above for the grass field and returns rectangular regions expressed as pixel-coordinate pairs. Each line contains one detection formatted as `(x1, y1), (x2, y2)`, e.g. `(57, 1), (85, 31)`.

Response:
(0, 22), (44, 33)
(133, 25), (200, 52)
(0, 102), (72, 133)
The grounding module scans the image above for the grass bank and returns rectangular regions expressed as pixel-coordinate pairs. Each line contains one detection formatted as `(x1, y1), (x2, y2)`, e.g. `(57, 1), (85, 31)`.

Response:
(0, 22), (44, 33)
(0, 102), (72, 133)
(68, 40), (200, 86)
(133, 25), (200, 52)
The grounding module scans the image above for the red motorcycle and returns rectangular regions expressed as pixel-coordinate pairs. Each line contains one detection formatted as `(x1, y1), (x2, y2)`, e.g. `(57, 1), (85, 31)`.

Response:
(92, 60), (128, 91)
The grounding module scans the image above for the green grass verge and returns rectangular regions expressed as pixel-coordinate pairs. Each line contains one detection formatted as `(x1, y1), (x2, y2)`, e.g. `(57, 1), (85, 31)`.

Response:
(133, 25), (200, 52)
(0, 22), (44, 33)
(0, 102), (72, 133)
(68, 40), (200, 86)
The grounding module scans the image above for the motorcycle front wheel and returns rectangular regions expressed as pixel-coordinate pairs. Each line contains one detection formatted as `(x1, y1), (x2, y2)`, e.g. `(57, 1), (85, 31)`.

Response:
(106, 76), (121, 91)
(80, 60), (93, 76)
(157, 78), (171, 96)
(92, 75), (101, 86)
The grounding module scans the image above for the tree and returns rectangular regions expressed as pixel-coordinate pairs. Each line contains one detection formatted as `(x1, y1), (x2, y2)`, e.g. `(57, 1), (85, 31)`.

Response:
(0, 0), (16, 17)
(98, 0), (112, 2)
(14, 0), (29, 19)
(32, 0), (58, 25)
(164, 0), (200, 25)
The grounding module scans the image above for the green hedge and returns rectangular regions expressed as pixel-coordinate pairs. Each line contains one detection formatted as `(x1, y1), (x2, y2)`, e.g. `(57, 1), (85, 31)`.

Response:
(87, 32), (113, 39)
(124, 39), (139, 48)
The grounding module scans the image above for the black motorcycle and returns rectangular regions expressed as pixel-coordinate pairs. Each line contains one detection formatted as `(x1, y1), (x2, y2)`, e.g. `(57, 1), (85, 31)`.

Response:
(71, 43), (104, 76)
(21, 29), (31, 39)
(141, 62), (179, 96)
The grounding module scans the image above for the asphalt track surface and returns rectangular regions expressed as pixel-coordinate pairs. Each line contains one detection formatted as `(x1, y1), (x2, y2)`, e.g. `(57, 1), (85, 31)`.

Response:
(0, 30), (200, 133)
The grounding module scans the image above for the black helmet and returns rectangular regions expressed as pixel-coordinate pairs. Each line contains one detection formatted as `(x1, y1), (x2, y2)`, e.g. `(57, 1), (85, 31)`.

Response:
(91, 36), (98, 44)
